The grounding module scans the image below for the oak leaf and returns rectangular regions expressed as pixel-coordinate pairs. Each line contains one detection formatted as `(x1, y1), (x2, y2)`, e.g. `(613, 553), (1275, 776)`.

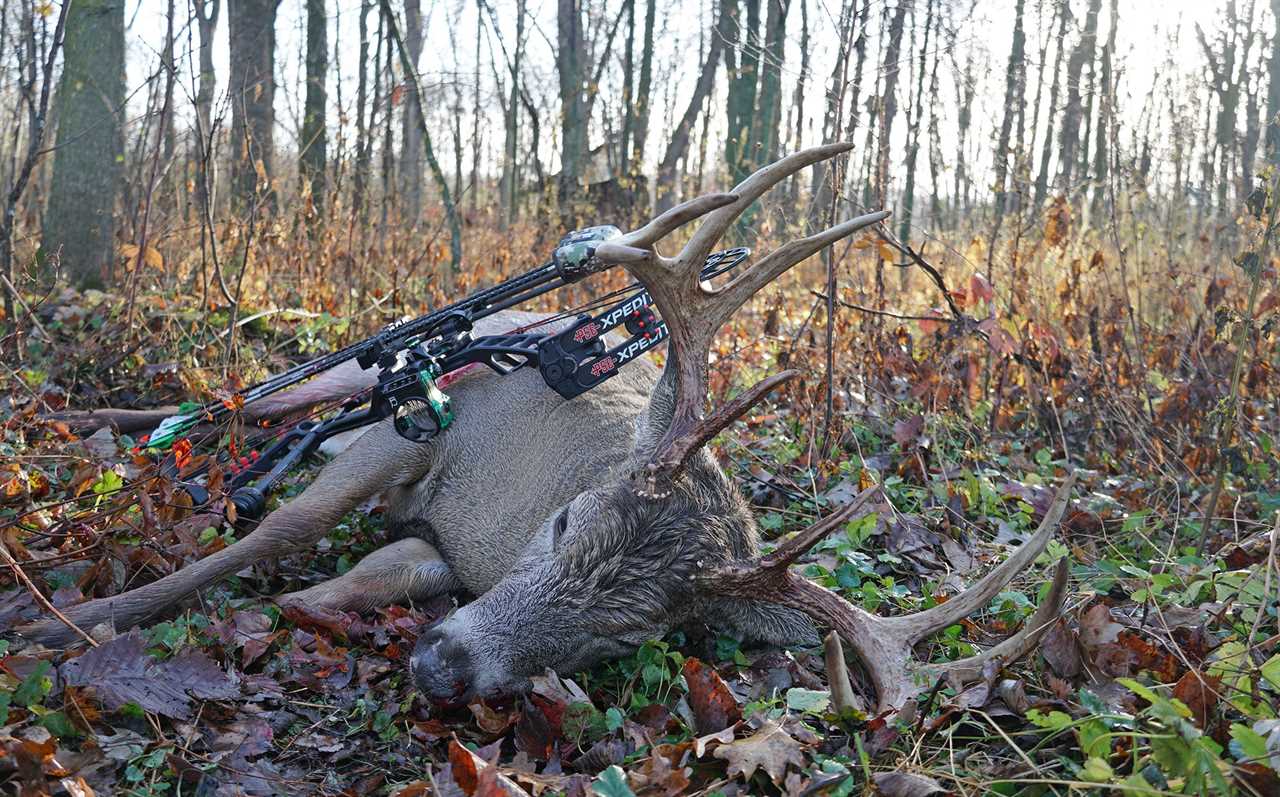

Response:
(713, 720), (804, 785)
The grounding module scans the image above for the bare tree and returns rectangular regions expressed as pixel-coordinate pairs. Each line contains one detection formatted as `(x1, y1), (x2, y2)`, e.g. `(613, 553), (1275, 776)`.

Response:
(1058, 0), (1102, 194)
(45, 0), (126, 289)
(397, 0), (424, 222)
(656, 0), (731, 211)
(301, 0), (329, 214)
(1267, 0), (1280, 163)
(1, 0), (68, 323)
(1032, 0), (1068, 210)
(228, 0), (279, 209)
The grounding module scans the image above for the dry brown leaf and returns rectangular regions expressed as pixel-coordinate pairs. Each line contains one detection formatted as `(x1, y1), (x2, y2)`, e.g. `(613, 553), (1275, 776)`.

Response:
(681, 657), (741, 735)
(712, 720), (804, 785)
(871, 770), (950, 796)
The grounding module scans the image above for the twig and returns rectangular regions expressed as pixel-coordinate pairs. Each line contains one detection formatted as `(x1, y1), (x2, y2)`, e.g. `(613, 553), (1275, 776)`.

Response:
(810, 290), (942, 322)
(0, 540), (99, 647)
(0, 272), (49, 340)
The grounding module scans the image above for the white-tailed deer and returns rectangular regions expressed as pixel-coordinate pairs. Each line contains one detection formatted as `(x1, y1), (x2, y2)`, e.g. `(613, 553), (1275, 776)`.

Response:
(23, 144), (1070, 715)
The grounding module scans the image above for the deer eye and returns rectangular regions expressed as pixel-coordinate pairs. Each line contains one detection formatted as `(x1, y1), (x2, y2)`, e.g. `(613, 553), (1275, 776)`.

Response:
(552, 510), (569, 544)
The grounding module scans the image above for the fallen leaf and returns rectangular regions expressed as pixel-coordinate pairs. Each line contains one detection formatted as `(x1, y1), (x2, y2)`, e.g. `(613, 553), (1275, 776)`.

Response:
(692, 724), (736, 757)
(713, 720), (805, 785)
(61, 632), (239, 719)
(1078, 604), (1122, 649)
(871, 770), (949, 796)
(1171, 670), (1221, 729)
(681, 658), (741, 735)
(1039, 618), (1083, 678)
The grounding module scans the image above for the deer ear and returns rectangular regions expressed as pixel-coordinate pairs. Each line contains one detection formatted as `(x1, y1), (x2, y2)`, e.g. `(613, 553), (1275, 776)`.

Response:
(701, 597), (820, 648)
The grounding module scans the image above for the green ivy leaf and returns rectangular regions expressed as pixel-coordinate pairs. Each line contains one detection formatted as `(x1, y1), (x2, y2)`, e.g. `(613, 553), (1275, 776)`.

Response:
(785, 688), (830, 715)
(1079, 756), (1113, 783)
(1228, 723), (1269, 763)
(592, 765), (636, 797)
(1260, 655), (1280, 691)
(14, 661), (52, 708)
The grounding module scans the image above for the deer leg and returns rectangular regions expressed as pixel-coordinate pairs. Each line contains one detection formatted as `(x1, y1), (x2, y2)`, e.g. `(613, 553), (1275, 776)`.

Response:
(19, 421), (434, 647)
(277, 537), (461, 613)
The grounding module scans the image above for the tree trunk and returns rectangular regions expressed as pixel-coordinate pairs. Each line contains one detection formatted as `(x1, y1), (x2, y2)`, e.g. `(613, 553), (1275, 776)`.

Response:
(380, 0), (463, 271)
(557, 0), (588, 217)
(353, 1), (371, 219)
(1089, 0), (1117, 215)
(1057, 0), (1101, 193)
(228, 0), (278, 210)
(301, 0), (328, 214)
(809, 0), (853, 218)
(398, 0), (423, 222)
(193, 0), (220, 210)
(992, 0), (1026, 217)
(726, 0), (761, 184)
(620, 0), (636, 175)
(876, 0), (910, 207)
(45, 0), (125, 289)
(749, 0), (791, 169)
(630, 0), (657, 169)
(1033, 0), (1068, 210)
(655, 0), (730, 212)
(501, 0), (526, 225)
(1267, 0), (1280, 163)
(899, 0), (933, 247)
(787, 0), (809, 207)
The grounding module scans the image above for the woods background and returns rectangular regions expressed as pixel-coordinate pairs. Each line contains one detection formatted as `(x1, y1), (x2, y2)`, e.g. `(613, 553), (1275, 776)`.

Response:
(3, 0), (1280, 794)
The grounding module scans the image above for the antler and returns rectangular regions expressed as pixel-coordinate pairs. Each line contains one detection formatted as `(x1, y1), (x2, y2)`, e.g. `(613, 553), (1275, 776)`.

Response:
(595, 143), (891, 497)
(697, 473), (1076, 717)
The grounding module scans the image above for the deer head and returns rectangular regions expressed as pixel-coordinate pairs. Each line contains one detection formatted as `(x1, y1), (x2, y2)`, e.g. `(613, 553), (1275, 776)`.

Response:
(411, 144), (1071, 716)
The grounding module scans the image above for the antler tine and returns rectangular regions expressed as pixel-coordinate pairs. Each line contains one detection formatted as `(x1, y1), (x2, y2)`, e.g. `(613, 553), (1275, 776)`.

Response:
(920, 557), (1070, 685)
(879, 471), (1076, 645)
(595, 193), (739, 270)
(676, 141), (855, 270)
(697, 476), (1076, 717)
(712, 210), (891, 327)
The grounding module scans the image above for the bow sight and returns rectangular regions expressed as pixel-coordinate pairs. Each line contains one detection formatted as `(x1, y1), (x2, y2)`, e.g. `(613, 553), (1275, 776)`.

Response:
(149, 227), (749, 519)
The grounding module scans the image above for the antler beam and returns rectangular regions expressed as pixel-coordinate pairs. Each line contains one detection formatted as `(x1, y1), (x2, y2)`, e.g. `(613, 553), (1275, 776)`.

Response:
(594, 143), (892, 497)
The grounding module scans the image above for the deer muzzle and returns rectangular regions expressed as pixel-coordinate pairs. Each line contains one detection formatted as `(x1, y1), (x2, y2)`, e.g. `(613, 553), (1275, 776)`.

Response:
(410, 628), (474, 707)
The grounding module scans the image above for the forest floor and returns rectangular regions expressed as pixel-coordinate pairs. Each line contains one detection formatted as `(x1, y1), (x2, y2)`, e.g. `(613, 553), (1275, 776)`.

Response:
(1, 216), (1279, 796)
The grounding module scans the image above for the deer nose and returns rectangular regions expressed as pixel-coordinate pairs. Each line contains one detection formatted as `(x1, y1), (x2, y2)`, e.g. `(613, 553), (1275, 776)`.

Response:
(410, 633), (472, 705)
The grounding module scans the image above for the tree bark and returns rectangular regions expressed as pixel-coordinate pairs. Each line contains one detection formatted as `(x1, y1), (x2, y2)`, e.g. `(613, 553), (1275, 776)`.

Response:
(875, 0), (910, 207)
(1089, 0), (1117, 215)
(380, 0), (463, 271)
(899, 0), (933, 247)
(632, 0), (657, 169)
(397, 0), (424, 221)
(301, 0), (328, 214)
(725, 0), (761, 184)
(45, 0), (125, 289)
(749, 0), (791, 168)
(1267, 0), (1280, 163)
(992, 0), (1026, 217)
(353, 1), (371, 219)
(1057, 0), (1101, 193)
(557, 0), (588, 217)
(228, 0), (278, 210)
(1032, 0), (1068, 210)
(192, 0), (221, 222)
(655, 0), (730, 212)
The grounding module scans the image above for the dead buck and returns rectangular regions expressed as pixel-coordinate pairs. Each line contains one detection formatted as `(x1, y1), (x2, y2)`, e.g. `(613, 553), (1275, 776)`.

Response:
(22, 144), (1071, 716)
